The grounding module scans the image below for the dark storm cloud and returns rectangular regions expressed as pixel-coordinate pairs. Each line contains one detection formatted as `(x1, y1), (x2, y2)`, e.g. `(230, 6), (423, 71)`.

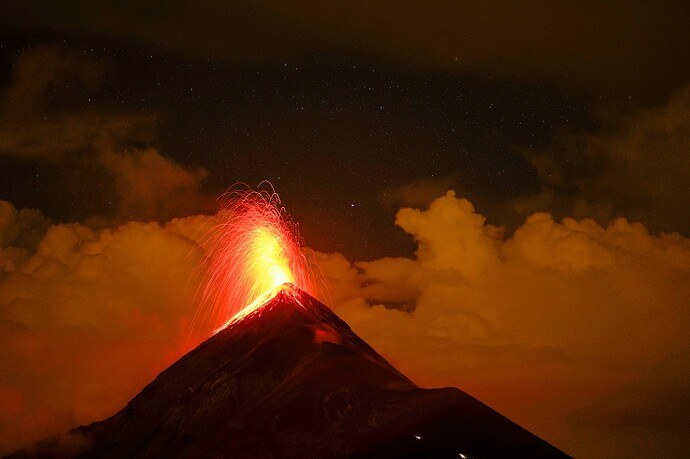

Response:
(378, 175), (458, 210)
(514, 85), (690, 235)
(0, 201), (50, 277)
(0, 45), (213, 222)
(3, 1), (690, 102)
(1, 1), (316, 64)
(0, 45), (147, 158)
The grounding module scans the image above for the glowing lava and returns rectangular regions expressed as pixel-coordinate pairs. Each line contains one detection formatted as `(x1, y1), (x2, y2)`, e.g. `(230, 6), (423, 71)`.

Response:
(197, 184), (315, 332)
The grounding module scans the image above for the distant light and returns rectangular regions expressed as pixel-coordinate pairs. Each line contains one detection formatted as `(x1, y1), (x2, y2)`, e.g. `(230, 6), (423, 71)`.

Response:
(459, 454), (467, 458)
(414, 435), (422, 440)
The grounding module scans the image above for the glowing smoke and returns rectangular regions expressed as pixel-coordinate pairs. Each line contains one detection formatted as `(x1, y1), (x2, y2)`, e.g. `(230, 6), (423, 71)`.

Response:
(195, 184), (316, 331)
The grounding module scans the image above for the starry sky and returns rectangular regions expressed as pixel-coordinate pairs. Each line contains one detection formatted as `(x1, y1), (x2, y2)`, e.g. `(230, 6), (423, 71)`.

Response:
(1, 2), (690, 457)
(3, 1), (689, 260)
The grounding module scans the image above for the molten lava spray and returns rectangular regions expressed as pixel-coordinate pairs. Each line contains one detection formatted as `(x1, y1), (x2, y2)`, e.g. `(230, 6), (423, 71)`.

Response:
(197, 184), (316, 332)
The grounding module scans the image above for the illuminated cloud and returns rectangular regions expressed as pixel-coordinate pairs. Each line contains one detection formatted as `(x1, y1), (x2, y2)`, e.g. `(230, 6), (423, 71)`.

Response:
(315, 191), (690, 458)
(1, 191), (689, 457)
(0, 212), (211, 453)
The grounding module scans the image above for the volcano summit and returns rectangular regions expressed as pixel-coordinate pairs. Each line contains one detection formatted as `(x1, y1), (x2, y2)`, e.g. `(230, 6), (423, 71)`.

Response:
(13, 284), (569, 458)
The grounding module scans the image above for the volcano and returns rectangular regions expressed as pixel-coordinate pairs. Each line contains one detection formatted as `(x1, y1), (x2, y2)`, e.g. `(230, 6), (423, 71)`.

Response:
(13, 284), (569, 458)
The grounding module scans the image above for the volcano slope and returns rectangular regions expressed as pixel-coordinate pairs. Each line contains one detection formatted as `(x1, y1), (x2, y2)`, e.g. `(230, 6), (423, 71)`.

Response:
(12, 284), (570, 458)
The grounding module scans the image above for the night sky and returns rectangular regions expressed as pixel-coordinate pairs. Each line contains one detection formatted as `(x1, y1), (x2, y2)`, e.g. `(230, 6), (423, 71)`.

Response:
(2, 2), (690, 457)
(4, 1), (689, 260)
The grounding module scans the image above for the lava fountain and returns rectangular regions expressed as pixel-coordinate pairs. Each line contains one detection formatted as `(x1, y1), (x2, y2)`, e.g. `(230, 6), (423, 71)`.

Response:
(196, 184), (316, 333)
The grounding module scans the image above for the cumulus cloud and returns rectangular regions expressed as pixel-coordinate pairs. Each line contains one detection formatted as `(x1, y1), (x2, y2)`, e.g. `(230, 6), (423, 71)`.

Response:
(1, 191), (689, 458)
(0, 45), (212, 222)
(0, 208), (213, 453)
(315, 191), (690, 458)
(516, 85), (690, 236)
(0, 201), (51, 278)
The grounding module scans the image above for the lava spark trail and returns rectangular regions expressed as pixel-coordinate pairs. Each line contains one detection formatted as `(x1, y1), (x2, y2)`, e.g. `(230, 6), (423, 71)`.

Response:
(196, 184), (315, 332)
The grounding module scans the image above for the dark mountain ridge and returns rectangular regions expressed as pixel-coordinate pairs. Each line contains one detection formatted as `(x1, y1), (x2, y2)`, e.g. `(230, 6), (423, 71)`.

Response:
(10, 284), (570, 458)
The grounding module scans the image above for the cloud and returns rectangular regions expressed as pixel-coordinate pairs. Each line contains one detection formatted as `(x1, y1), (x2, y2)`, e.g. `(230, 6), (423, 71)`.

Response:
(0, 201), (51, 279)
(3, 2), (690, 100)
(1, 190), (689, 457)
(0, 210), (213, 453)
(378, 175), (458, 211)
(516, 85), (690, 236)
(0, 201), (50, 252)
(395, 191), (502, 279)
(0, 45), (212, 222)
(100, 148), (211, 222)
(315, 191), (690, 458)
(0, 45), (149, 160)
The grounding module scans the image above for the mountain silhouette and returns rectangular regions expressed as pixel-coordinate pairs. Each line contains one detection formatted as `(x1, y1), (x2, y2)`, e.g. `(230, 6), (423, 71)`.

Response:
(10, 284), (570, 458)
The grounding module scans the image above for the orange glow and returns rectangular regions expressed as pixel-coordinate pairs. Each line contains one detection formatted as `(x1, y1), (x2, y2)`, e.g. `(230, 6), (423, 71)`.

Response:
(195, 183), (315, 332)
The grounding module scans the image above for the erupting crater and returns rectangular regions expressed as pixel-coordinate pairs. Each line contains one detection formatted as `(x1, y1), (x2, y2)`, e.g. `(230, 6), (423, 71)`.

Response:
(196, 184), (316, 332)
